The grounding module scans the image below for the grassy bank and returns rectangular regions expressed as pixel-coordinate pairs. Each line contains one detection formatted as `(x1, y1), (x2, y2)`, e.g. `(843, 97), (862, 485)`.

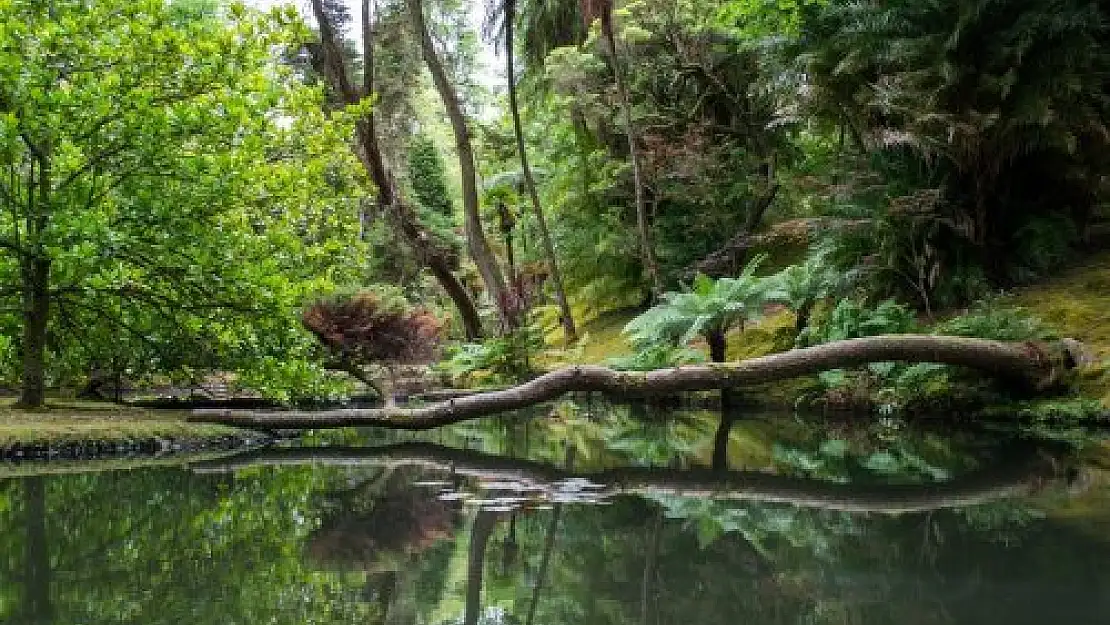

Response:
(0, 398), (246, 455)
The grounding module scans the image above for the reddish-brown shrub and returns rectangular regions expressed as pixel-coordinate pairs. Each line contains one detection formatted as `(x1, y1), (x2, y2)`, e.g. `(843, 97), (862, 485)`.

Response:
(302, 290), (443, 365)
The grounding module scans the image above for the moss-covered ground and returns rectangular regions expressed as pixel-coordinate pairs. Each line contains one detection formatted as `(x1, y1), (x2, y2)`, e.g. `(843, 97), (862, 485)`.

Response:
(538, 248), (1110, 414)
(1006, 249), (1110, 409)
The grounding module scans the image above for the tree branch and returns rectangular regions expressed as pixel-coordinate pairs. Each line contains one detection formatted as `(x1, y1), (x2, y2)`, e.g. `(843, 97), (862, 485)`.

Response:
(191, 335), (1080, 430)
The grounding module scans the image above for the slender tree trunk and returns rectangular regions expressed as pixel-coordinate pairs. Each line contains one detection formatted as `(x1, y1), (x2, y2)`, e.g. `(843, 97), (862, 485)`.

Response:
(18, 140), (52, 409)
(310, 0), (483, 339)
(795, 301), (812, 336)
(706, 330), (732, 412)
(194, 336), (1082, 430)
(504, 0), (577, 343)
(407, 0), (515, 330)
(599, 11), (661, 298)
(706, 329), (727, 364)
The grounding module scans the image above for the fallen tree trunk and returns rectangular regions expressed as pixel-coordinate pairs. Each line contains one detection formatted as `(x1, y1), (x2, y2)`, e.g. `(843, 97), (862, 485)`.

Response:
(190, 442), (1068, 515)
(191, 335), (1077, 431)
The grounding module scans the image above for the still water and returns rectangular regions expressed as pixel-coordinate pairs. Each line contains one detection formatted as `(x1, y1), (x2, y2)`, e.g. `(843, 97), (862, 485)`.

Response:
(2, 404), (1110, 624)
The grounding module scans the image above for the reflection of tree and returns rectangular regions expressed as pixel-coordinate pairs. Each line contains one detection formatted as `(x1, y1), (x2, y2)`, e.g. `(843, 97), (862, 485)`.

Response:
(21, 477), (52, 625)
(465, 511), (501, 625)
(305, 467), (461, 625)
(525, 506), (561, 625)
(189, 438), (1110, 625)
(196, 442), (1070, 514)
(0, 467), (373, 624)
(307, 479), (456, 570)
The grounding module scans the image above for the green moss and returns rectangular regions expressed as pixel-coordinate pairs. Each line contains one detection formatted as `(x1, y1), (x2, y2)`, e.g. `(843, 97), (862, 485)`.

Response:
(725, 310), (798, 361)
(1006, 250), (1110, 408)
(538, 307), (640, 367)
(0, 399), (240, 448)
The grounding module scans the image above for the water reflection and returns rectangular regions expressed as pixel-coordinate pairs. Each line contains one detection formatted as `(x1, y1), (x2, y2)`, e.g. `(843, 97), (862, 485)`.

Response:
(1, 409), (1110, 624)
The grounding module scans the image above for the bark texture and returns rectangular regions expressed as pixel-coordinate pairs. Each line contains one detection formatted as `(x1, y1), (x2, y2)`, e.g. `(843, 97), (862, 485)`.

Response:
(192, 335), (1077, 430)
(17, 138), (52, 408)
(191, 442), (1068, 515)
(407, 0), (514, 329)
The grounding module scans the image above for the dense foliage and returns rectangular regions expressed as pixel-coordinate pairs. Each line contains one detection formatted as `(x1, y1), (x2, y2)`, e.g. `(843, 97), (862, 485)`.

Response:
(0, 0), (366, 403)
(1, 0), (1106, 404)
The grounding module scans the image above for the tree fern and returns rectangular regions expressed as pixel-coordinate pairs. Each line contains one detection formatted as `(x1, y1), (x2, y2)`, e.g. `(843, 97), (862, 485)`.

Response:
(623, 254), (772, 361)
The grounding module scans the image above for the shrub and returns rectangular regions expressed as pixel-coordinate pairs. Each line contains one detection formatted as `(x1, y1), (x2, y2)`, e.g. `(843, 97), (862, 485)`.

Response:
(797, 298), (917, 347)
(932, 305), (1056, 342)
(302, 288), (443, 366)
(436, 327), (544, 384)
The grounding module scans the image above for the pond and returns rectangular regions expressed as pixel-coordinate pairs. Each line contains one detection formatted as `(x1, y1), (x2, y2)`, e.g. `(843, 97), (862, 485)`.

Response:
(2, 403), (1110, 624)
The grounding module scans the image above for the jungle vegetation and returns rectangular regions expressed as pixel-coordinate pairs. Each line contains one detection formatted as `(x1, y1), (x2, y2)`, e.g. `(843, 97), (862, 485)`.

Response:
(2, 0), (1108, 414)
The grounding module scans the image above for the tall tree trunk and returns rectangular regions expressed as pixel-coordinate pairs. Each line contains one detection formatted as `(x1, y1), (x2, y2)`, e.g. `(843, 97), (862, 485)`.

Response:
(309, 0), (483, 339)
(407, 0), (516, 330)
(504, 0), (577, 343)
(18, 256), (50, 408)
(18, 141), (52, 409)
(598, 9), (661, 298)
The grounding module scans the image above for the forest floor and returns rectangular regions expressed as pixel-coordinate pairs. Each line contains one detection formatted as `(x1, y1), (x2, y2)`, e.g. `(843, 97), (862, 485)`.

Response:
(0, 398), (250, 458)
(1006, 248), (1110, 408)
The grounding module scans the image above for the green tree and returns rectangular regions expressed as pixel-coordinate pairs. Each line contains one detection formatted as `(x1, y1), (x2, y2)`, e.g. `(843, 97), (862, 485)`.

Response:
(582, 0), (662, 298)
(800, 0), (1110, 281)
(307, 0), (486, 341)
(0, 0), (363, 406)
(407, 134), (455, 219)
